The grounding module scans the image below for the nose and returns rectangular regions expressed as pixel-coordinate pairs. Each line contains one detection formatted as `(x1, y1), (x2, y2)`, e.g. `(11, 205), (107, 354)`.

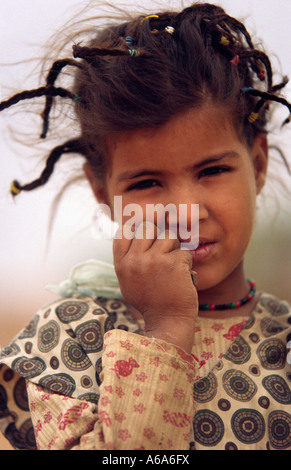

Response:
(164, 185), (209, 248)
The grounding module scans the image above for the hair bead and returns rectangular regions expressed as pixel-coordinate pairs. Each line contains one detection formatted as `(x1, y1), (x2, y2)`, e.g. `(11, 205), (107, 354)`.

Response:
(165, 26), (175, 35)
(141, 14), (159, 25)
(10, 181), (21, 197)
(230, 55), (240, 66)
(220, 35), (230, 46)
(128, 49), (140, 57)
(248, 112), (259, 123)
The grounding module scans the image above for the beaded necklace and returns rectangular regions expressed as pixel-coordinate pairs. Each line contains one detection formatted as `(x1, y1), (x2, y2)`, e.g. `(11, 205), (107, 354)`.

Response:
(199, 279), (256, 311)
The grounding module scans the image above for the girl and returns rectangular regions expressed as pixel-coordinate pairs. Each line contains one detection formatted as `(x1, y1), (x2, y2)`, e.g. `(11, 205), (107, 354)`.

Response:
(1, 1), (291, 451)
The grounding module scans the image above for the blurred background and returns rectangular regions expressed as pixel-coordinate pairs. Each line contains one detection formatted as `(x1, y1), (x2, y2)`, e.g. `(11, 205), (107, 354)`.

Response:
(0, 0), (290, 450)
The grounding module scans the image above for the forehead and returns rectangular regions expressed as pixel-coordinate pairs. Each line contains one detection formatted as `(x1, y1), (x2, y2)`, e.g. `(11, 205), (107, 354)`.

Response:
(106, 105), (242, 174)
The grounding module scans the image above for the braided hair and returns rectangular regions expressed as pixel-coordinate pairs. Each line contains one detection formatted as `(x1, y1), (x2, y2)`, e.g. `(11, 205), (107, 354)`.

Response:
(1, 2), (290, 197)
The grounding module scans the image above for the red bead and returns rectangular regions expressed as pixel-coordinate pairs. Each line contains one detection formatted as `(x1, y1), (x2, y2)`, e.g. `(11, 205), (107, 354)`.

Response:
(209, 304), (216, 310)
(247, 294), (253, 300)
(235, 301), (241, 308)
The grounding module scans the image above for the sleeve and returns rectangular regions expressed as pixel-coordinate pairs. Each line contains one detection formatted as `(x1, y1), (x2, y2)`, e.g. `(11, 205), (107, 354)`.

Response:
(27, 329), (196, 450)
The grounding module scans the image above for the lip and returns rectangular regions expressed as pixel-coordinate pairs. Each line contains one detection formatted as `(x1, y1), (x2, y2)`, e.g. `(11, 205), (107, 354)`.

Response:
(190, 241), (216, 261)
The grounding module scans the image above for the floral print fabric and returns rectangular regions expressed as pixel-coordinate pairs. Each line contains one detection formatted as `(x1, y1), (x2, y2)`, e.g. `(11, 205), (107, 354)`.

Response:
(0, 293), (291, 450)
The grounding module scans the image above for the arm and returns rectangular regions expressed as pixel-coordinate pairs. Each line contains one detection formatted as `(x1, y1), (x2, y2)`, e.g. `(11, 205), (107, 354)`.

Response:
(27, 329), (195, 450)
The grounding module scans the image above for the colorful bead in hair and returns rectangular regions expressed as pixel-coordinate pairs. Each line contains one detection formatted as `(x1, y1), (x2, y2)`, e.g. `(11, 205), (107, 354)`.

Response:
(220, 35), (230, 46)
(165, 26), (175, 35)
(128, 49), (140, 57)
(248, 112), (259, 123)
(125, 36), (134, 46)
(10, 181), (21, 197)
(230, 55), (240, 66)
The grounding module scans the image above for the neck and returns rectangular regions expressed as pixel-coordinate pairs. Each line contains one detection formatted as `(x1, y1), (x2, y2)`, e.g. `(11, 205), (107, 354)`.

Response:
(197, 263), (257, 319)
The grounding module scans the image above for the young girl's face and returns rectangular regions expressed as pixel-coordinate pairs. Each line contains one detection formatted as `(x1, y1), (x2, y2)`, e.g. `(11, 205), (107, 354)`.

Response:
(87, 104), (268, 295)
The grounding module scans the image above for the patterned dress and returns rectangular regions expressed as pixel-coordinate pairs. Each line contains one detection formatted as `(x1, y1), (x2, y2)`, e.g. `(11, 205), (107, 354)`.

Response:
(0, 292), (290, 450)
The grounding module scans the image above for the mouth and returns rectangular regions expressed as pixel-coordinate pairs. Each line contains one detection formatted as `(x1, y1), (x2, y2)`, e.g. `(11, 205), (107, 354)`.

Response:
(190, 240), (216, 261)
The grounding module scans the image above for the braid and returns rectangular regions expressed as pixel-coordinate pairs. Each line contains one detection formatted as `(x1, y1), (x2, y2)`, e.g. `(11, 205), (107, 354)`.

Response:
(0, 86), (75, 113)
(72, 44), (151, 61)
(10, 139), (87, 196)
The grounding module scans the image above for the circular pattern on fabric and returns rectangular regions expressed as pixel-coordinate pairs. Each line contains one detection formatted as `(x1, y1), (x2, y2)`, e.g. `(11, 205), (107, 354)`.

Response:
(260, 317), (287, 337)
(224, 336), (251, 364)
(249, 333), (260, 344)
(11, 356), (46, 379)
(61, 339), (91, 371)
(1, 343), (20, 358)
(262, 375), (291, 404)
(258, 396), (270, 410)
(225, 442), (238, 450)
(249, 364), (261, 377)
(218, 398), (231, 412)
(13, 377), (29, 411)
(231, 409), (265, 444)
(193, 373), (217, 403)
(257, 338), (285, 370)
(38, 321), (60, 353)
(24, 342), (33, 354)
(81, 375), (93, 389)
(268, 411), (291, 449)
(78, 393), (100, 405)
(260, 296), (289, 316)
(0, 385), (7, 411)
(50, 356), (60, 370)
(19, 419), (37, 450)
(75, 320), (103, 353)
(193, 410), (224, 447)
(95, 357), (102, 386)
(18, 316), (40, 339)
(39, 373), (76, 396)
(56, 300), (89, 324)
(223, 370), (257, 402)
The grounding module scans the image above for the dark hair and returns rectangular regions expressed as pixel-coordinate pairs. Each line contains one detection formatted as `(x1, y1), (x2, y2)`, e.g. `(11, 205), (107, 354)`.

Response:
(1, 1), (290, 196)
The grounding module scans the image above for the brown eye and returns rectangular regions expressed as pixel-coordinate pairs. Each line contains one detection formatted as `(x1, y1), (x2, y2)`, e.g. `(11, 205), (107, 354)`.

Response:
(127, 179), (160, 191)
(199, 166), (231, 177)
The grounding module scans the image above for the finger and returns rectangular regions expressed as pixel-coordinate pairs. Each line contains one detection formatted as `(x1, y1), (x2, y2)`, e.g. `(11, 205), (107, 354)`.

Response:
(113, 226), (133, 262)
(129, 221), (159, 252)
(153, 228), (180, 252)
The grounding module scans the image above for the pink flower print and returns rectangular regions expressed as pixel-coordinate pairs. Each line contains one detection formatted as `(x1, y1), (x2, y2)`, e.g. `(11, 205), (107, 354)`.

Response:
(133, 403), (146, 414)
(201, 351), (213, 361)
(202, 337), (214, 346)
(104, 385), (113, 394)
(173, 388), (186, 400)
(120, 339), (133, 350)
(223, 320), (247, 341)
(34, 420), (42, 437)
(114, 412), (126, 423)
(133, 388), (142, 397)
(211, 322), (224, 332)
(43, 411), (53, 424)
(159, 373), (168, 382)
(140, 338), (151, 347)
(136, 372), (148, 382)
(154, 393), (164, 405)
(100, 396), (111, 407)
(111, 357), (140, 379)
(163, 411), (191, 428)
(144, 427), (155, 439)
(115, 386), (125, 398)
(58, 403), (89, 431)
(149, 356), (162, 367)
(118, 429), (131, 441)
(99, 410), (112, 427)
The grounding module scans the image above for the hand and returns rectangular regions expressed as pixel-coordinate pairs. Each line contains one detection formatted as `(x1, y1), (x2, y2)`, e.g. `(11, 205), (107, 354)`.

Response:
(113, 222), (198, 353)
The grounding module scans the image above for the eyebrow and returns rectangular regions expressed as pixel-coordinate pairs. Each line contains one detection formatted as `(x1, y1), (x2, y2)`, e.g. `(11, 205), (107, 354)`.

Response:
(117, 151), (240, 182)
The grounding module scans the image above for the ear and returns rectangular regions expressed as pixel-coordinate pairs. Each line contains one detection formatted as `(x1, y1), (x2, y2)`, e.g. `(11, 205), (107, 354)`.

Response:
(251, 133), (268, 195)
(83, 162), (108, 204)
